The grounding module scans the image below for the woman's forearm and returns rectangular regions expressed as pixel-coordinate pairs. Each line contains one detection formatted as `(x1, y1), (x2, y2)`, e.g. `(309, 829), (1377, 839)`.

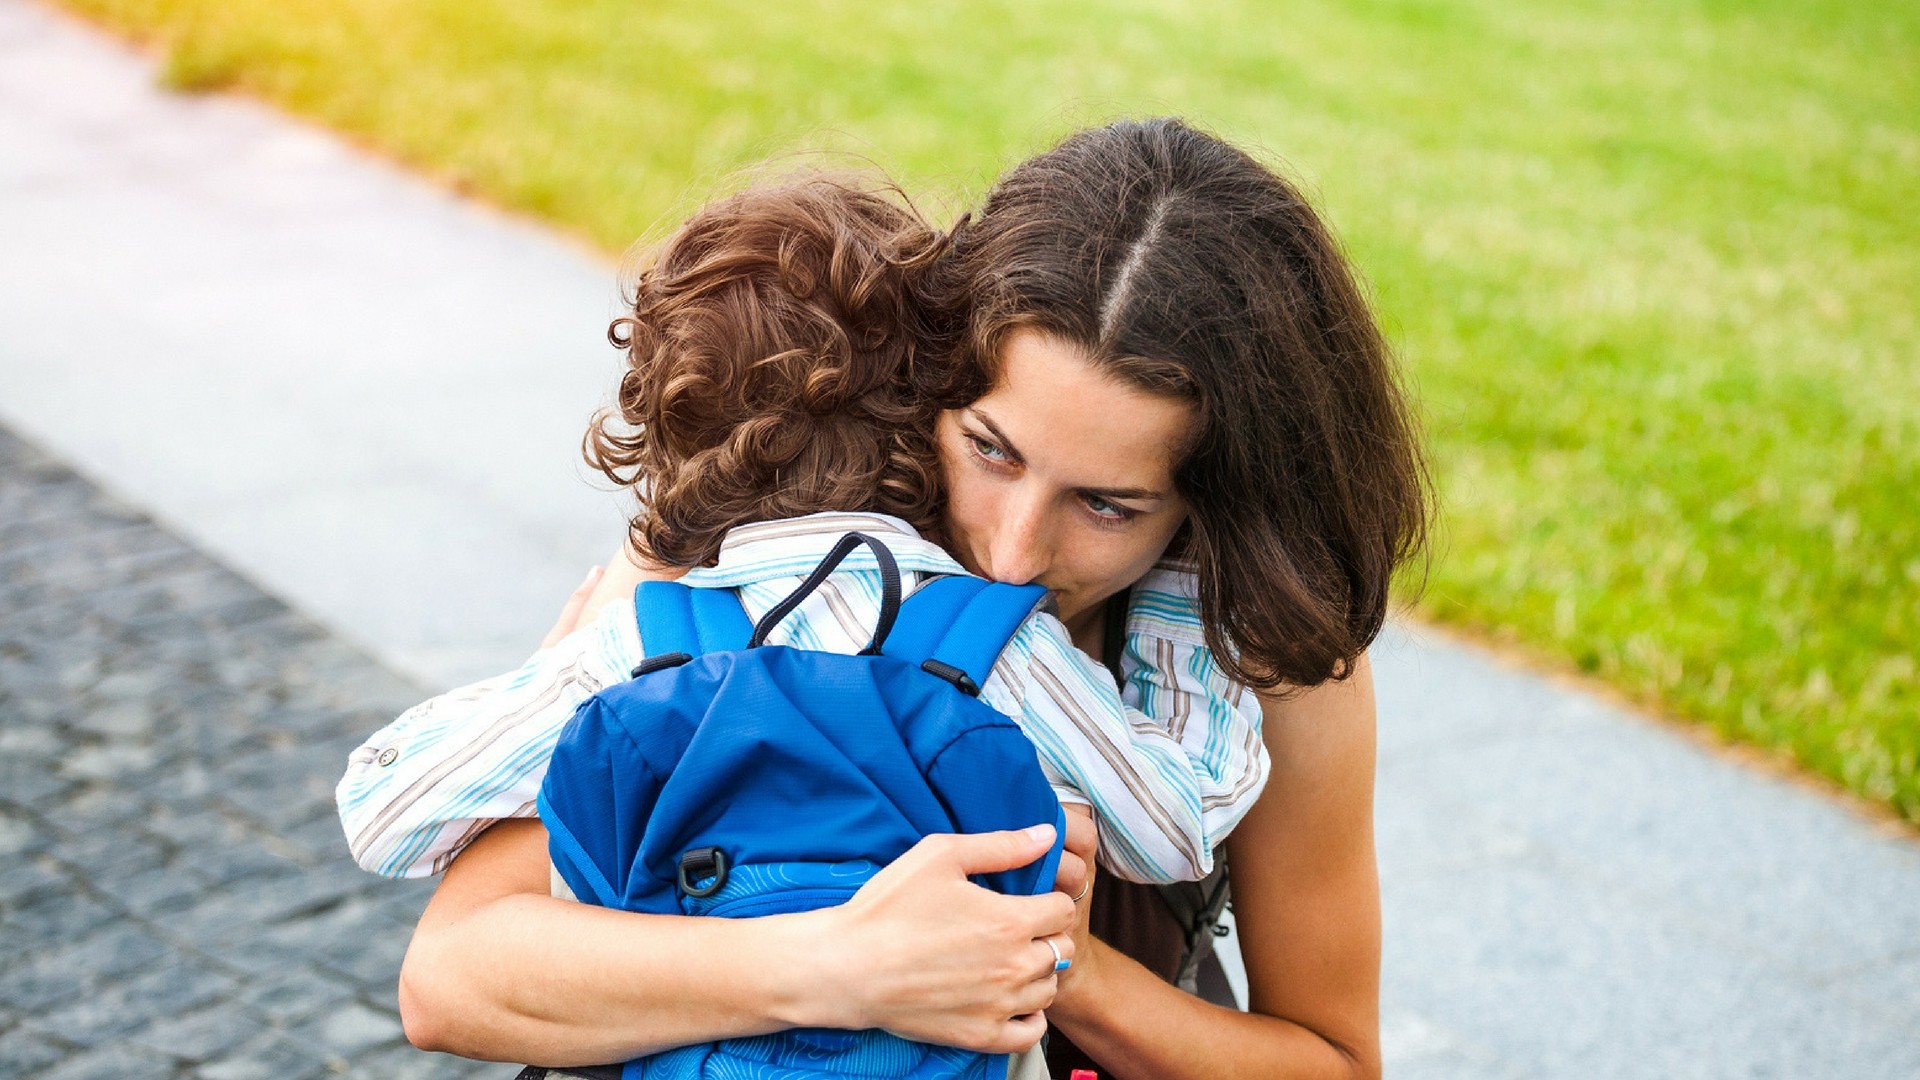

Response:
(401, 886), (829, 1064)
(1047, 937), (1374, 1080)
(1047, 659), (1385, 1080)
(398, 818), (1080, 1066)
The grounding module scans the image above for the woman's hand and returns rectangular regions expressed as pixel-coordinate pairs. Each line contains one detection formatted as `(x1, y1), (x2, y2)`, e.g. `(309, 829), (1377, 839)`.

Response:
(807, 823), (1079, 1054)
(540, 566), (604, 648)
(540, 544), (684, 648)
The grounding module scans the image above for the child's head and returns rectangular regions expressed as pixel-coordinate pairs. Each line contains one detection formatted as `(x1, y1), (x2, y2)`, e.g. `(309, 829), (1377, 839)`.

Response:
(587, 176), (948, 567)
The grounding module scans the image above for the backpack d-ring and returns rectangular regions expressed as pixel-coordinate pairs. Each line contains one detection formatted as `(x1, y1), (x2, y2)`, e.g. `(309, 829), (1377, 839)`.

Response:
(677, 847), (730, 898)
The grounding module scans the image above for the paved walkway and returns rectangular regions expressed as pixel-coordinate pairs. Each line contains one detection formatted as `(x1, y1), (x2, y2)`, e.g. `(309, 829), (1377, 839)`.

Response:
(0, 428), (478, 1078)
(2, 1), (1917, 1076)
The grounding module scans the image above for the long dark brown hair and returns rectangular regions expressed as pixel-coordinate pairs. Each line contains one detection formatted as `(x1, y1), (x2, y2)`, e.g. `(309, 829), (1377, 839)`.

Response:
(917, 118), (1432, 690)
(587, 176), (950, 567)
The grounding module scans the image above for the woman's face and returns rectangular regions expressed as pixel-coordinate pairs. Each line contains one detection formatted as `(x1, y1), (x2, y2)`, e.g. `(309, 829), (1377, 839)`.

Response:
(936, 328), (1196, 631)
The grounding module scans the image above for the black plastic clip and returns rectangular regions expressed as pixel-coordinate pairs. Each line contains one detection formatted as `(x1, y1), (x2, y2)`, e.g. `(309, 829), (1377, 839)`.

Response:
(921, 659), (981, 696)
(677, 847), (729, 898)
(631, 652), (692, 679)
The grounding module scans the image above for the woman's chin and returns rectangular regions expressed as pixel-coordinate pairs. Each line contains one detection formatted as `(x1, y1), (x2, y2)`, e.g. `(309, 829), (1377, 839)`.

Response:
(1052, 592), (1103, 636)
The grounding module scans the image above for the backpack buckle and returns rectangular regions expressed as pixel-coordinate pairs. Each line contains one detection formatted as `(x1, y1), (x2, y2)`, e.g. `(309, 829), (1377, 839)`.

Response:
(631, 652), (692, 678)
(677, 846), (730, 898)
(920, 659), (980, 696)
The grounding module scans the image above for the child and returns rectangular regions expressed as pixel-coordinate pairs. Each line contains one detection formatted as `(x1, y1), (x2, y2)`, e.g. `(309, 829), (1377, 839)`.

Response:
(337, 175), (1267, 890)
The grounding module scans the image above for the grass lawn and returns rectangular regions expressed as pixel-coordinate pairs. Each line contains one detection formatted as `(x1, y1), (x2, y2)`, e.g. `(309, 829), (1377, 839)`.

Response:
(60, 0), (1920, 820)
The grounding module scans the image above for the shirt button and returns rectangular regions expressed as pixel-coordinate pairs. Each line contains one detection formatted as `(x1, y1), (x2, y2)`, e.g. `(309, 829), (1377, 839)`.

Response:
(377, 747), (400, 767)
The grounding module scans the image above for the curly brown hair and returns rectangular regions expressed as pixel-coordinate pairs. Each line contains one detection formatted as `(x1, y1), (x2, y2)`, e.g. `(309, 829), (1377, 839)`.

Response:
(586, 176), (950, 567)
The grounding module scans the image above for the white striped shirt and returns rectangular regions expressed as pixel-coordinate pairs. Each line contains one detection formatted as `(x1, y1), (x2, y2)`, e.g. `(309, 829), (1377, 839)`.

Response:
(336, 512), (1268, 884)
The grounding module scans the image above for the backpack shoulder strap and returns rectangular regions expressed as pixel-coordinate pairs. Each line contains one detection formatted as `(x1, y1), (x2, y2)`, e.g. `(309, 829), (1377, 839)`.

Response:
(632, 581), (752, 660)
(884, 576), (1047, 694)
(1160, 857), (1233, 995)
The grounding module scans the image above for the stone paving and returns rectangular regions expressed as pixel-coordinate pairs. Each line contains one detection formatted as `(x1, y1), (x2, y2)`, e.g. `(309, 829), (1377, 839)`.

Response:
(0, 425), (483, 1079)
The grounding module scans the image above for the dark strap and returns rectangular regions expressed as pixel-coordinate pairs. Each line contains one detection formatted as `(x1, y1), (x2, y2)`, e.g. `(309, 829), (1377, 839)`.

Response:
(881, 575), (1047, 692)
(512, 1065), (623, 1080)
(632, 580), (752, 659)
(1100, 588), (1129, 679)
(748, 532), (901, 654)
(1161, 859), (1233, 993)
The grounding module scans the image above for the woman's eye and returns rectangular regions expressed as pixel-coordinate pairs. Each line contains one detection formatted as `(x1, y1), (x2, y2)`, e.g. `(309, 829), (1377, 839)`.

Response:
(967, 435), (1010, 463)
(1084, 496), (1134, 522)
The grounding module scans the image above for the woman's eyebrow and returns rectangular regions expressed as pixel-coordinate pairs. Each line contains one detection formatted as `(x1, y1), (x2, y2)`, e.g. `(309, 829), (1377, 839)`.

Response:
(1079, 483), (1169, 503)
(968, 410), (1028, 465)
(969, 410), (1170, 503)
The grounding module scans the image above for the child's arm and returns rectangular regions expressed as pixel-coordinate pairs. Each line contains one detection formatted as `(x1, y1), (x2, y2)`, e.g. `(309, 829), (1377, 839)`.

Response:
(1114, 620), (1272, 858)
(992, 612), (1269, 886)
(335, 602), (644, 878)
(1115, 564), (1273, 858)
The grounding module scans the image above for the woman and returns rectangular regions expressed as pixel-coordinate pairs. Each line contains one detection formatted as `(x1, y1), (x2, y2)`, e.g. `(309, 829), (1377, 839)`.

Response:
(399, 117), (1427, 1079)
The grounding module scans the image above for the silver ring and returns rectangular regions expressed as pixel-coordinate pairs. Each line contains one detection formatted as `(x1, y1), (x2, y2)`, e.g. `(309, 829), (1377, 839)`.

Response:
(1044, 937), (1069, 974)
(1070, 880), (1090, 904)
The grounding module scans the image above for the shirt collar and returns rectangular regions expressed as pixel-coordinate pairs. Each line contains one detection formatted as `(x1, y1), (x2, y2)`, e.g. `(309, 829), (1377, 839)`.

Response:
(678, 511), (968, 589)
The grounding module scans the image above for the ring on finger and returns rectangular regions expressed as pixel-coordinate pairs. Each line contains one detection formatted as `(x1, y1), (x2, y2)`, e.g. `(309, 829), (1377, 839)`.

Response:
(1044, 936), (1070, 974)
(1069, 880), (1090, 904)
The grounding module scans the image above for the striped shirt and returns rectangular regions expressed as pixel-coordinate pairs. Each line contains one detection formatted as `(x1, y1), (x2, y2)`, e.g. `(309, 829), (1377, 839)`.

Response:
(337, 511), (1268, 885)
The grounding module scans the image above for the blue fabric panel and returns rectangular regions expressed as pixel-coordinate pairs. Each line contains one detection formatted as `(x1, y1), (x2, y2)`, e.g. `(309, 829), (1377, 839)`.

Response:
(922, 726), (1065, 897)
(633, 582), (752, 659)
(688, 585), (752, 653)
(538, 787), (618, 908)
(542, 694), (671, 909)
(881, 575), (987, 664)
(632, 582), (700, 659)
(544, 648), (1064, 905)
(883, 577), (1047, 688)
(925, 583), (1048, 690)
(627, 1036), (995, 1079)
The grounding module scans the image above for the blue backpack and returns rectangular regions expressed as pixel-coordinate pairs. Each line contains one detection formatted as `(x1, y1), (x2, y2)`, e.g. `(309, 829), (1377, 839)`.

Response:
(538, 532), (1068, 1080)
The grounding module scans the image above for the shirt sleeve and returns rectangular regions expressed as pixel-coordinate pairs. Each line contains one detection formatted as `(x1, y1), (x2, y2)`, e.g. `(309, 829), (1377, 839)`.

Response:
(981, 610), (1268, 886)
(1120, 563), (1271, 860)
(334, 604), (643, 879)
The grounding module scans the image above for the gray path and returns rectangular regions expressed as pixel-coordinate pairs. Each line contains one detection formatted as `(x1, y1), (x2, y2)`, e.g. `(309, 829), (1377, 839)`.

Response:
(0, 427), (479, 1078)
(2, 1), (1916, 1076)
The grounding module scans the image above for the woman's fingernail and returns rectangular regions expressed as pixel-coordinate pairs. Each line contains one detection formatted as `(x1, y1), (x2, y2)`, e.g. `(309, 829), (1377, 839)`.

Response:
(1025, 823), (1055, 843)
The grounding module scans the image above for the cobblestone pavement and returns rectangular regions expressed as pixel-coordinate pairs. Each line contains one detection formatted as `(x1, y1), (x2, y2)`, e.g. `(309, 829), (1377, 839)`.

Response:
(0, 425), (487, 1079)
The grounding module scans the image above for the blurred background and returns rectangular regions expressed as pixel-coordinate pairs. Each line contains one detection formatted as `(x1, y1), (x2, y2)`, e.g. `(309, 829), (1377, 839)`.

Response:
(2, 0), (1917, 1077)
(56, 0), (1919, 825)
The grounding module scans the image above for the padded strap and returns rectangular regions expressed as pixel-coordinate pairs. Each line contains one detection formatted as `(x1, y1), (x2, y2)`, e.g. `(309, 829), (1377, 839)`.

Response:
(632, 581), (752, 659)
(884, 576), (1047, 690)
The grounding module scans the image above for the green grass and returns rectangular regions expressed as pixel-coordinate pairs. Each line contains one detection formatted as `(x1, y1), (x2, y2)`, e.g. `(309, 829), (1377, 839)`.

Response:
(65, 0), (1920, 819)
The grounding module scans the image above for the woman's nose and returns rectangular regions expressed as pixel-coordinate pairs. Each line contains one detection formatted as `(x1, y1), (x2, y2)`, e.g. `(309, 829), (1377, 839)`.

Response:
(988, 493), (1051, 585)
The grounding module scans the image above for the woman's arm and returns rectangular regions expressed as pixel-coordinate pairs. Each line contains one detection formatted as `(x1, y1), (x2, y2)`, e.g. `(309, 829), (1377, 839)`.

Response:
(400, 815), (1093, 1066)
(575, 541), (654, 629)
(1044, 653), (1383, 1080)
